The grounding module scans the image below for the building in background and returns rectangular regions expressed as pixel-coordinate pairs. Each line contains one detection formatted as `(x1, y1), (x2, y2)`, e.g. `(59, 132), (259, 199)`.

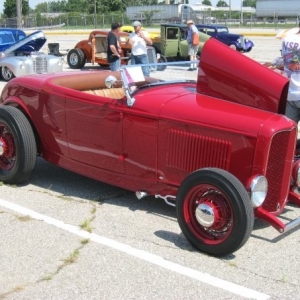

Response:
(256, 0), (300, 18)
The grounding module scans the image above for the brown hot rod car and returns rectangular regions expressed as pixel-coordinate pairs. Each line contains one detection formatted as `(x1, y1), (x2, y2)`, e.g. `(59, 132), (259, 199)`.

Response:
(67, 30), (131, 69)
(67, 29), (160, 69)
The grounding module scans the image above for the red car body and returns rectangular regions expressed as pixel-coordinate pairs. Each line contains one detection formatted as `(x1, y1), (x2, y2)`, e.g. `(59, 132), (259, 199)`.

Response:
(1, 38), (300, 256)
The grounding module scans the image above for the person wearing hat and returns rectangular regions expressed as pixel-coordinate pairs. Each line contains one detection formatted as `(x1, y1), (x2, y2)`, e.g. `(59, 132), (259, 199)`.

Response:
(186, 20), (199, 71)
(127, 21), (152, 76)
(107, 22), (123, 71)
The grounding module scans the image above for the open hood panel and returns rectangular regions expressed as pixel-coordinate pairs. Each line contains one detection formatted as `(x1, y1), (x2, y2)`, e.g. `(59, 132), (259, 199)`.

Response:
(197, 38), (289, 114)
(2, 30), (46, 56)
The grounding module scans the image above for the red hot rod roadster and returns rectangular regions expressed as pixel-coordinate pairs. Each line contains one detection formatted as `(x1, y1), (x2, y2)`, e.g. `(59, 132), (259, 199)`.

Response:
(1, 38), (300, 256)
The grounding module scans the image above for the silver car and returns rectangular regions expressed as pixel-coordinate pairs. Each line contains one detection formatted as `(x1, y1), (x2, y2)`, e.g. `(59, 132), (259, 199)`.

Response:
(0, 29), (63, 82)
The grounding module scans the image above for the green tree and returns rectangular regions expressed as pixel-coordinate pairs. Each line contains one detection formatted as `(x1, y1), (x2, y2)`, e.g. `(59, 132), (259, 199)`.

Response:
(100, 0), (126, 12)
(35, 2), (48, 13)
(122, 0), (159, 7)
(140, 10), (159, 25)
(36, 12), (43, 26)
(3, 0), (29, 17)
(34, 0), (71, 12)
(66, 0), (89, 13)
(49, 0), (67, 12)
(216, 0), (228, 7)
(242, 0), (256, 8)
(202, 0), (212, 5)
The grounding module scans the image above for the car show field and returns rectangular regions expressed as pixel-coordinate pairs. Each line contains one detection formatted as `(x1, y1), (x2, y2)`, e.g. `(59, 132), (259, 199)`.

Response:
(0, 30), (300, 300)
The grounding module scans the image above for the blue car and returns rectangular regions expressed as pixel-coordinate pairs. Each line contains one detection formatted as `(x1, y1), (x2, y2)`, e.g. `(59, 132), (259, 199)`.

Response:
(195, 24), (254, 52)
(0, 29), (27, 52)
(0, 28), (46, 53)
(0, 28), (62, 81)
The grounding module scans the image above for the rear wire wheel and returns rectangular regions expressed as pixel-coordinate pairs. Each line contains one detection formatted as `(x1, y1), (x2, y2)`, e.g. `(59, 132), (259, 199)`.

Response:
(0, 106), (37, 184)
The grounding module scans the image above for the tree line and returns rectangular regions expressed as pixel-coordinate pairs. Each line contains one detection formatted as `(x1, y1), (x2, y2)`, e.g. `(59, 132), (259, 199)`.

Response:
(2, 0), (256, 18)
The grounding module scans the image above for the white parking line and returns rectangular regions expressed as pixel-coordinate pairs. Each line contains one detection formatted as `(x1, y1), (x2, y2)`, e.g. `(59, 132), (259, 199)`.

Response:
(0, 198), (270, 300)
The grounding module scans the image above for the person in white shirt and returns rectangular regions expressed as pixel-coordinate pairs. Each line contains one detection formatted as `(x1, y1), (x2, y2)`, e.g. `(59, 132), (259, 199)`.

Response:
(282, 22), (300, 123)
(127, 21), (152, 76)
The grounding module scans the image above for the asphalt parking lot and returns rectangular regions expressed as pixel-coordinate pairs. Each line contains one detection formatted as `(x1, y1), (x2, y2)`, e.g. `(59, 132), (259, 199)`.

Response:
(1, 33), (299, 300)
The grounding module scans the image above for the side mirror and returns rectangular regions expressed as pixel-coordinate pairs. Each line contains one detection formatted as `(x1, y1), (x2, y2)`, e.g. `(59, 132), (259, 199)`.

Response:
(105, 75), (117, 88)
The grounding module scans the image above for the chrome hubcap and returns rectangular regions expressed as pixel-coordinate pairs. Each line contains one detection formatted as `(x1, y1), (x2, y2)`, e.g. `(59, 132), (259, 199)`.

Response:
(195, 203), (215, 227)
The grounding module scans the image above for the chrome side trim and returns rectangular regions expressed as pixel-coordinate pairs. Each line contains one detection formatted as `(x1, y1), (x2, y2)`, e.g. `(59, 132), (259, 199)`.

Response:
(155, 194), (176, 207)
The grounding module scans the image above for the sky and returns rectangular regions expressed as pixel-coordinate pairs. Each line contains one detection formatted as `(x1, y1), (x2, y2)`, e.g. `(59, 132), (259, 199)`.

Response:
(0, 0), (243, 15)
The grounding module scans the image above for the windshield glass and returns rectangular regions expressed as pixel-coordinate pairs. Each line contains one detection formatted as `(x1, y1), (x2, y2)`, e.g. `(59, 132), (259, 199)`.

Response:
(217, 27), (229, 33)
(114, 60), (198, 106)
(0, 32), (15, 45)
(121, 60), (197, 87)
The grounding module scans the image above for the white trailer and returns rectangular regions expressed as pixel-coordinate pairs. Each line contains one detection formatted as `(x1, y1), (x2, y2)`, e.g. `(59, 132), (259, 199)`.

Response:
(126, 4), (196, 23)
(256, 0), (300, 17)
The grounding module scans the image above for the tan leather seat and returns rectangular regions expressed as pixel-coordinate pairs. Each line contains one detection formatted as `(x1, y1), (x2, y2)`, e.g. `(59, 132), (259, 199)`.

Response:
(101, 88), (125, 98)
(95, 53), (107, 59)
(83, 88), (125, 99)
(94, 37), (108, 59)
(83, 90), (96, 95)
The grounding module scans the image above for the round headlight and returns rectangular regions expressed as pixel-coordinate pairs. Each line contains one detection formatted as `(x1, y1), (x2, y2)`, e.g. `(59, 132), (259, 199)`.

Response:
(249, 176), (268, 208)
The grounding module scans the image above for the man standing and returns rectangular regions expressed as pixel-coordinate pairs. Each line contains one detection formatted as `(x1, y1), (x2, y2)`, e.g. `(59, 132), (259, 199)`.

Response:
(107, 22), (123, 71)
(127, 21), (152, 76)
(282, 22), (300, 123)
(186, 20), (199, 71)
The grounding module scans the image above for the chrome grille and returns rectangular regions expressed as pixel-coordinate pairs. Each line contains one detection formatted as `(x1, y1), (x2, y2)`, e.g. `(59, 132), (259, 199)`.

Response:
(31, 54), (48, 74)
(263, 128), (297, 212)
(240, 36), (246, 50)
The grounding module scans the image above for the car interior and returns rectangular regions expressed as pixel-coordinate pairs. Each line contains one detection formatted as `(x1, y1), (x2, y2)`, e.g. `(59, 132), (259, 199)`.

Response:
(93, 35), (108, 59)
(49, 71), (161, 100)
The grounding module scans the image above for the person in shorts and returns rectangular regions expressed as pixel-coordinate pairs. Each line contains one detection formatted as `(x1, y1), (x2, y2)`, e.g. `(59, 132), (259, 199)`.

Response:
(186, 20), (199, 71)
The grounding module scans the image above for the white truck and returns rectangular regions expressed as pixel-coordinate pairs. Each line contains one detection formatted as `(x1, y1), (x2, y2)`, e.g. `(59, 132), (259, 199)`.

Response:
(126, 4), (196, 24)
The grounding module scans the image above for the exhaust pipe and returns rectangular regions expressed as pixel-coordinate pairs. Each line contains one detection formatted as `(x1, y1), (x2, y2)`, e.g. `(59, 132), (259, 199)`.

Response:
(136, 191), (148, 200)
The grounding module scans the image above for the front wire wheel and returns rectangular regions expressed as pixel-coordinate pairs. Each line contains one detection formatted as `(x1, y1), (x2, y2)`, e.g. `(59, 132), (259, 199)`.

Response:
(176, 168), (254, 256)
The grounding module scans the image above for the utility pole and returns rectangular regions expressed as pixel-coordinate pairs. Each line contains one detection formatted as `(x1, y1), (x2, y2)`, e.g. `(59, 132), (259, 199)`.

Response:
(94, 0), (97, 28)
(240, 0), (243, 25)
(16, 0), (22, 28)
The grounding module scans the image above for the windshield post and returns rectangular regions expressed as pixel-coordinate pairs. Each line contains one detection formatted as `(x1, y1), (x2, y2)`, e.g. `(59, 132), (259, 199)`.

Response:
(120, 68), (136, 107)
